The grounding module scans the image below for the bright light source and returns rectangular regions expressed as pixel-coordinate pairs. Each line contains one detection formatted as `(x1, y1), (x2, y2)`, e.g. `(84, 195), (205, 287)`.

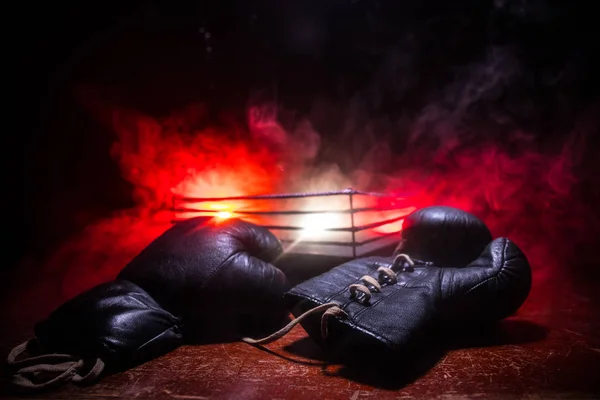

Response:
(300, 213), (343, 239)
(172, 189), (411, 257)
(215, 211), (233, 219)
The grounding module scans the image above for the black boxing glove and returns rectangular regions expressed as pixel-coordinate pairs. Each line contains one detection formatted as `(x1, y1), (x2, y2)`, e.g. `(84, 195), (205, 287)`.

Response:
(7, 280), (182, 392)
(251, 206), (531, 359)
(395, 205), (493, 267)
(118, 216), (290, 341)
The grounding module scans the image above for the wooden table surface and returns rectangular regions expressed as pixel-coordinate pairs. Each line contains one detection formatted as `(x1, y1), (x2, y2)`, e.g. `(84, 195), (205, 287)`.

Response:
(1, 265), (599, 399)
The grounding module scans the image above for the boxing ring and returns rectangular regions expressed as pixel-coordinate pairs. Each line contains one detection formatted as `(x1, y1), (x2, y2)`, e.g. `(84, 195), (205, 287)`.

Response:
(171, 188), (416, 258)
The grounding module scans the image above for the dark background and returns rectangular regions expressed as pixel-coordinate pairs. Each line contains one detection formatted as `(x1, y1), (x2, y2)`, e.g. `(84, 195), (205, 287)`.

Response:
(8, 0), (600, 282)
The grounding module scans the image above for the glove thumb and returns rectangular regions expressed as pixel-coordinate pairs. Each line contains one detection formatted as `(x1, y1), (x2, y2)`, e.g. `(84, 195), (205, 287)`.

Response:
(441, 238), (532, 322)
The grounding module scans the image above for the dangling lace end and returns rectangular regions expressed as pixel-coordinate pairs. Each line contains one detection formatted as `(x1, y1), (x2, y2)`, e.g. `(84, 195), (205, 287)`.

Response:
(320, 306), (348, 339)
(7, 339), (105, 392)
(242, 302), (345, 345)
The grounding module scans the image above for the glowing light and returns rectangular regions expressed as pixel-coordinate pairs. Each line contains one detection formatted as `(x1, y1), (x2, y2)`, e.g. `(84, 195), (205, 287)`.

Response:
(205, 203), (234, 219)
(371, 206), (416, 234)
(300, 213), (343, 239)
(215, 211), (233, 219)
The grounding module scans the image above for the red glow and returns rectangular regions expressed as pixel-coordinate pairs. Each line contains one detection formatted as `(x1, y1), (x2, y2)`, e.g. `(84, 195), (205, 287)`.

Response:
(209, 204), (230, 210)
(9, 86), (595, 319)
(77, 87), (285, 209)
(13, 90), (289, 307)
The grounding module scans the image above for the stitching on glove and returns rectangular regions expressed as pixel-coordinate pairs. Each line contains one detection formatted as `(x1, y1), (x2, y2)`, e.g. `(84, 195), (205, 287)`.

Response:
(205, 249), (243, 288)
(135, 326), (183, 353)
(464, 238), (508, 295)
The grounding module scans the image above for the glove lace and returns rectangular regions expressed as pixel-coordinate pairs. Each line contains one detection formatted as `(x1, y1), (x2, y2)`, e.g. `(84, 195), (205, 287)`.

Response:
(348, 253), (414, 304)
(242, 253), (415, 346)
(6, 339), (105, 392)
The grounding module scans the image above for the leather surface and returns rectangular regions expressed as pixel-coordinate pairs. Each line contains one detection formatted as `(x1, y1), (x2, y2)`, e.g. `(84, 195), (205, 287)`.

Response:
(118, 217), (290, 340)
(285, 255), (439, 353)
(395, 206), (493, 267)
(34, 280), (183, 369)
(440, 237), (532, 321)
(286, 238), (531, 355)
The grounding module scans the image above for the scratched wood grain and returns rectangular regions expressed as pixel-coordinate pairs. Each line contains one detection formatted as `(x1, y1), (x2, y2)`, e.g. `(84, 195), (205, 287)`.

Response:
(1, 274), (599, 399)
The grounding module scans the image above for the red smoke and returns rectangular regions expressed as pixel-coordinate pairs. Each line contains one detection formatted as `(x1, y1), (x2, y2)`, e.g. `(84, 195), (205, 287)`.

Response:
(7, 85), (598, 322)
(9, 91), (288, 313)
(385, 113), (597, 293)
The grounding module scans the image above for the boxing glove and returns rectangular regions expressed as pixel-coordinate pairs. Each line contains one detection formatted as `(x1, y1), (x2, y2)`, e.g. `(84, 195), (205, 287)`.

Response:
(250, 206), (531, 359)
(118, 216), (290, 341)
(7, 280), (183, 392)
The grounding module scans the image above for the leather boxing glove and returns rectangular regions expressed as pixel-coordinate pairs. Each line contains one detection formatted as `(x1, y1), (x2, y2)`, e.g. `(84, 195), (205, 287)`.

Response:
(395, 205), (493, 267)
(118, 216), (290, 341)
(250, 206), (531, 359)
(7, 280), (183, 392)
